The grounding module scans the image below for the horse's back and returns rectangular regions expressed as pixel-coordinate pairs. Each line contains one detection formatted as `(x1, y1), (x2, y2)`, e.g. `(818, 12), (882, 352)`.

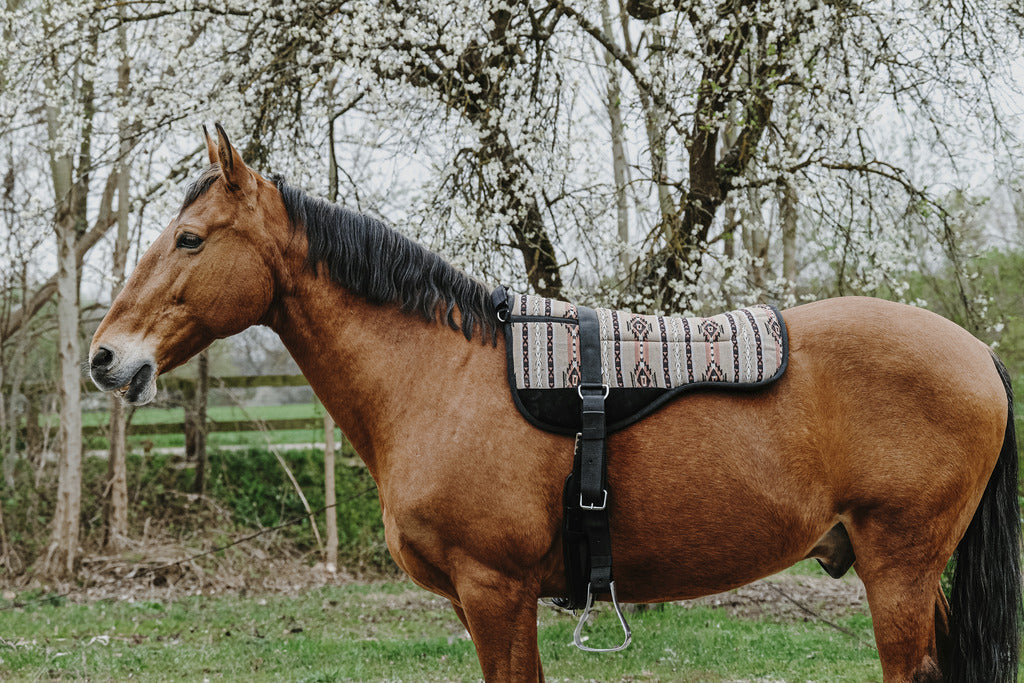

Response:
(603, 296), (1006, 601)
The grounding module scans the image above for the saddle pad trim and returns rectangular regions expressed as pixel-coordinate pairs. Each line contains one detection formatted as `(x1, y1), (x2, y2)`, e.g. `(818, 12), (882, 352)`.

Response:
(499, 295), (790, 435)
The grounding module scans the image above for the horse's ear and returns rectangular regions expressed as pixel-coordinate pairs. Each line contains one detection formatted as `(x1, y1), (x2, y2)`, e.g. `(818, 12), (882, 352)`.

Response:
(203, 125), (218, 165)
(213, 123), (254, 193)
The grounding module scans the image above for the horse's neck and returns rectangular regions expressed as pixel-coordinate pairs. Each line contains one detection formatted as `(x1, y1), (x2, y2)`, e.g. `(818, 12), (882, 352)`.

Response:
(269, 277), (484, 479)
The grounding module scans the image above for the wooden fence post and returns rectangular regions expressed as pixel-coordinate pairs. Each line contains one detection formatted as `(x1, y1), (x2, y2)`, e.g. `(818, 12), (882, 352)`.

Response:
(104, 395), (128, 549)
(192, 350), (209, 495)
(324, 412), (338, 573)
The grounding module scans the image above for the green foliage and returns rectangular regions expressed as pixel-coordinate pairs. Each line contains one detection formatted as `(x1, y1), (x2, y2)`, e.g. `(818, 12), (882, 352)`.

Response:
(205, 446), (390, 571)
(0, 444), (392, 578)
(971, 248), (1024, 379)
(0, 458), (56, 568)
(903, 246), (1024, 373)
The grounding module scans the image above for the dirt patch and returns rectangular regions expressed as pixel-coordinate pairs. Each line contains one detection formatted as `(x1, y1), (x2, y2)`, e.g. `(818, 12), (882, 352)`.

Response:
(681, 571), (869, 622)
(0, 540), (382, 606)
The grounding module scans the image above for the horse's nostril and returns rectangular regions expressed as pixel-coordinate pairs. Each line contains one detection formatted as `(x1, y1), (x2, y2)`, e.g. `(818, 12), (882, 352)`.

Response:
(92, 346), (114, 370)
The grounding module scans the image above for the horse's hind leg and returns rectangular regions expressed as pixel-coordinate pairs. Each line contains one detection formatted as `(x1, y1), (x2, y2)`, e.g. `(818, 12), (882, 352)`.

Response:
(856, 562), (946, 682)
(933, 585), (951, 675)
(848, 511), (954, 683)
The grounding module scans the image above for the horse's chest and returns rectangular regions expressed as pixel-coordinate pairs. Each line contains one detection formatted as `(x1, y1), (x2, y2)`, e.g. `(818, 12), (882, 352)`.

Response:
(380, 500), (464, 600)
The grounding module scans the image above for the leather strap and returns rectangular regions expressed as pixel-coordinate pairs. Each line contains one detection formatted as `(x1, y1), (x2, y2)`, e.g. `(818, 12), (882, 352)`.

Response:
(574, 306), (614, 598)
(577, 306), (606, 506)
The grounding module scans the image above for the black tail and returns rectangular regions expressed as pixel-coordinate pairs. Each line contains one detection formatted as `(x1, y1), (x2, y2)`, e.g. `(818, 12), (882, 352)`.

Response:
(948, 353), (1022, 683)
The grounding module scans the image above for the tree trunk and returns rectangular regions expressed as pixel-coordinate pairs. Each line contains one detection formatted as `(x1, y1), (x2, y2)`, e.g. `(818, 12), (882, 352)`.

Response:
(391, 6), (564, 298)
(2, 262), (31, 488)
(49, 209), (82, 577)
(44, 53), (83, 576)
(509, 199), (563, 297)
(639, 20), (676, 244)
(24, 390), (41, 464)
(625, 8), (779, 313)
(105, 11), (131, 549)
(744, 188), (769, 291)
(602, 0), (631, 278)
(105, 399), (128, 549)
(780, 179), (798, 298)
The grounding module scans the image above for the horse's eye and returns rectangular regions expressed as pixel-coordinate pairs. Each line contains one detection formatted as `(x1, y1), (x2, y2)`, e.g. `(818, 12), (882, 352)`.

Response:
(176, 233), (203, 250)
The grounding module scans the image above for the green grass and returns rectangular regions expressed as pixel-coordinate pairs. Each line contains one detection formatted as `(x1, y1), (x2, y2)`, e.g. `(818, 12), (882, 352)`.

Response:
(0, 581), (884, 681)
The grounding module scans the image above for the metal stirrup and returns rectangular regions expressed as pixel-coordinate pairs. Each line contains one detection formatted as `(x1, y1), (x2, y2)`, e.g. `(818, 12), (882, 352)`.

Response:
(572, 581), (633, 652)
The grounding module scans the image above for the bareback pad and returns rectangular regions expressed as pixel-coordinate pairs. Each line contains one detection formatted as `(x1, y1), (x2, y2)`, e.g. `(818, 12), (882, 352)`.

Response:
(500, 291), (789, 434)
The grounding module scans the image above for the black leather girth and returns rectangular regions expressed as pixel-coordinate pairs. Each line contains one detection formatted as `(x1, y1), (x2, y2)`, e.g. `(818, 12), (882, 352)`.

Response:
(556, 305), (614, 610)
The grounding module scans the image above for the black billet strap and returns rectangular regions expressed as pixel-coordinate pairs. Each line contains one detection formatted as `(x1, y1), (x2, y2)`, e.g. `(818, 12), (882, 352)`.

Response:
(578, 305), (601, 381)
(557, 469), (588, 609)
(576, 305), (613, 597)
(577, 305), (606, 506)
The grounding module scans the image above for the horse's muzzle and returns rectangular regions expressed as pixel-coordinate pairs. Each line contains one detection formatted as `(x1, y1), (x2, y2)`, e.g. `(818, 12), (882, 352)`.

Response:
(90, 345), (158, 405)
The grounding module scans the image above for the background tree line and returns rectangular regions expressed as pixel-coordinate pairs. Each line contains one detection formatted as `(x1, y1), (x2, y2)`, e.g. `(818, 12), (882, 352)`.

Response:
(0, 0), (1021, 578)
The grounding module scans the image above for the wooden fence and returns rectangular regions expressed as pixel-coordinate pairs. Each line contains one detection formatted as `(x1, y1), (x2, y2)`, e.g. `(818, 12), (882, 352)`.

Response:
(76, 373), (318, 442)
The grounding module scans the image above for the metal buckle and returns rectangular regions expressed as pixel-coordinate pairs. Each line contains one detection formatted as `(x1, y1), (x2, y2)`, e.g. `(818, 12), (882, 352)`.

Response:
(577, 383), (610, 400)
(579, 489), (608, 511)
(572, 581), (633, 652)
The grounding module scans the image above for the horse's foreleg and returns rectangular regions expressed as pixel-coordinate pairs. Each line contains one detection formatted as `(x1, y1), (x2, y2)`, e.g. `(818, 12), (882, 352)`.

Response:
(453, 569), (544, 682)
(451, 600), (546, 682)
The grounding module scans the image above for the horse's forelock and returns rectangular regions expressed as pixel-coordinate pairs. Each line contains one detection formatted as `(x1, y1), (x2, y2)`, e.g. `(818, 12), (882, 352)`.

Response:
(179, 164), (223, 215)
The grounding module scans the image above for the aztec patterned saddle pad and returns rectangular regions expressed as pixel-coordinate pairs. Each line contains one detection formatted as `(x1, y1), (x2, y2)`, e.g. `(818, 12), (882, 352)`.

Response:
(498, 290), (789, 434)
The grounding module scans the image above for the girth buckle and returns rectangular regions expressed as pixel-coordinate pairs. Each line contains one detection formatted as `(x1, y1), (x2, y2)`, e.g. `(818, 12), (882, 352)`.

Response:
(579, 489), (608, 511)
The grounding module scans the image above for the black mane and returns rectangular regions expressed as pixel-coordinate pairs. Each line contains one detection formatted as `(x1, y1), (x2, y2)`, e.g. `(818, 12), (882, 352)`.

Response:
(272, 176), (498, 342)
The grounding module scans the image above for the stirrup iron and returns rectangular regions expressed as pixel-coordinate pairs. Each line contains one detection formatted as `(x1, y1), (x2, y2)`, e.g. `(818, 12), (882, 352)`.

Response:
(572, 581), (632, 652)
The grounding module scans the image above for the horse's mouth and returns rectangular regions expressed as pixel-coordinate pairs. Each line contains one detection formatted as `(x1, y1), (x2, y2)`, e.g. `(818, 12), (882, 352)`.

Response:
(109, 362), (157, 405)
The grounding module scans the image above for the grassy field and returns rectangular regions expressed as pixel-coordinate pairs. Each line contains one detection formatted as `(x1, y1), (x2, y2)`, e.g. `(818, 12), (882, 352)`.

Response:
(0, 579), (885, 682)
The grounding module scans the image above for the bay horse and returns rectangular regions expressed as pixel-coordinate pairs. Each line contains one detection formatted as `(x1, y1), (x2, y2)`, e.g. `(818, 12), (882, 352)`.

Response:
(89, 125), (1021, 682)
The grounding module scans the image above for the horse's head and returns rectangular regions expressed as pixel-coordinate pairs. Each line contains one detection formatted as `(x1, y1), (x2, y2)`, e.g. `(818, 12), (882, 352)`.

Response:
(90, 125), (288, 404)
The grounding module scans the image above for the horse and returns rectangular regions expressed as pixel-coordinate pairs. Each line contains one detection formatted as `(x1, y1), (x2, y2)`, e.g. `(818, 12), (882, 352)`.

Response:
(88, 124), (1021, 682)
